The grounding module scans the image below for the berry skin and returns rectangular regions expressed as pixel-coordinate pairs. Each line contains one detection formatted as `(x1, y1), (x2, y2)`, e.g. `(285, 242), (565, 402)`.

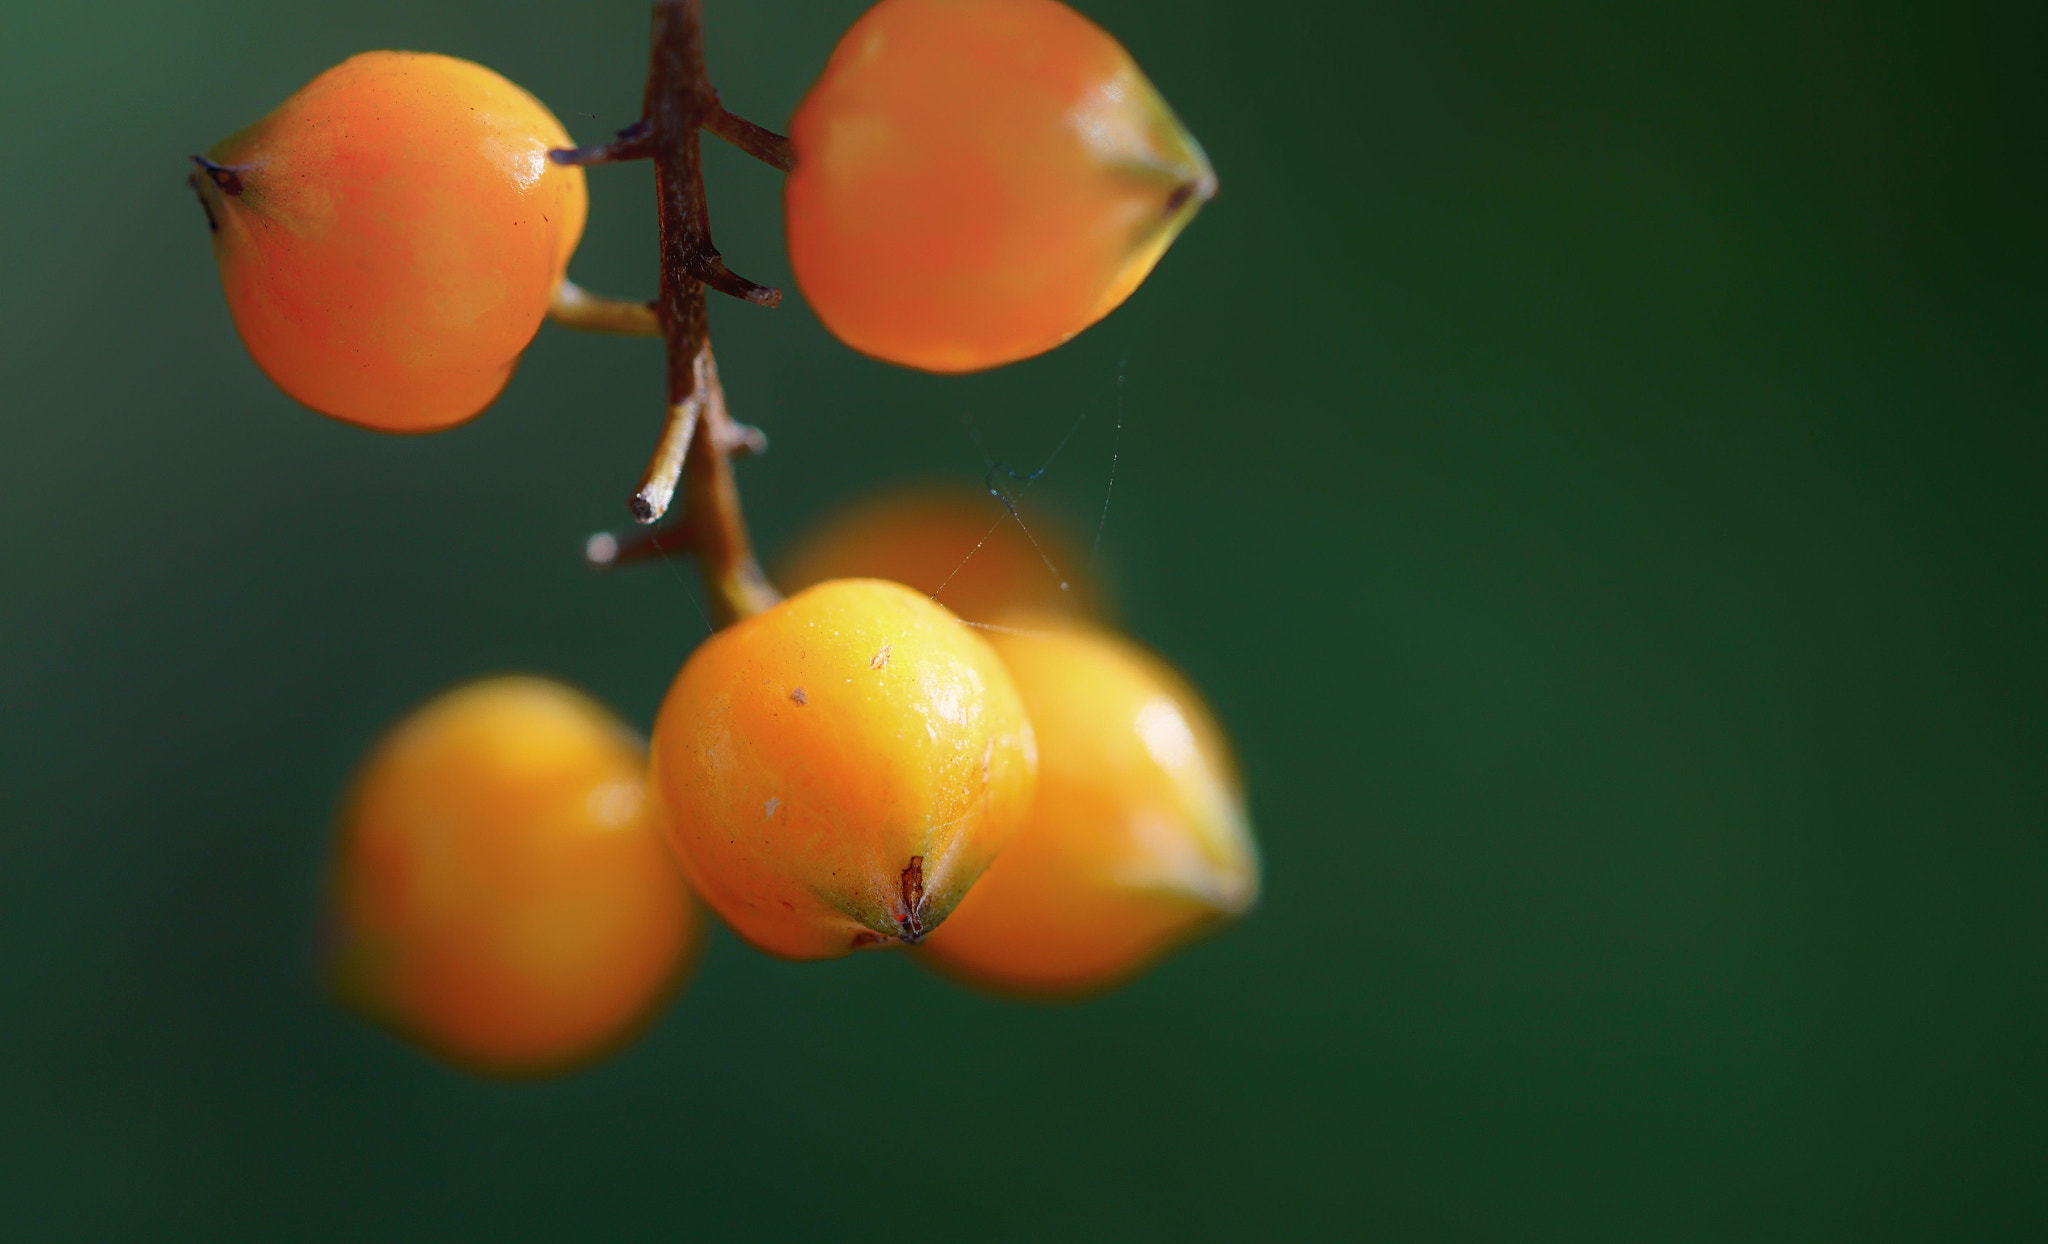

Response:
(193, 52), (588, 432)
(329, 677), (699, 1076)
(919, 618), (1258, 997)
(785, 0), (1215, 373)
(777, 486), (1098, 622)
(649, 579), (1037, 959)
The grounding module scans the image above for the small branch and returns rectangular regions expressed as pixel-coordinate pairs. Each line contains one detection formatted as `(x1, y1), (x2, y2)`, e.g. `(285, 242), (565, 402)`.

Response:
(703, 103), (795, 172)
(598, 0), (780, 623)
(584, 407), (767, 569)
(549, 119), (653, 167)
(586, 518), (694, 569)
(628, 350), (710, 523)
(547, 280), (661, 336)
(689, 254), (781, 307)
(602, 340), (775, 626)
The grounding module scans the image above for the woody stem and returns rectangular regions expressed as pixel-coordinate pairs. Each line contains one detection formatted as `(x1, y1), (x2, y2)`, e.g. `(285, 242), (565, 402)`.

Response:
(557, 0), (783, 625)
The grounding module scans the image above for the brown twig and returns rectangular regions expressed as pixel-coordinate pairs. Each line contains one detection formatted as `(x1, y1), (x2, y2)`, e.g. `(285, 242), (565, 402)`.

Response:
(552, 0), (782, 625)
(704, 102), (796, 171)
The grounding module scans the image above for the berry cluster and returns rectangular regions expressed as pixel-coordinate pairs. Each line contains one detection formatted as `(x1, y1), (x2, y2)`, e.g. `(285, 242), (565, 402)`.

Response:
(775, 495), (1259, 996)
(195, 0), (1252, 1076)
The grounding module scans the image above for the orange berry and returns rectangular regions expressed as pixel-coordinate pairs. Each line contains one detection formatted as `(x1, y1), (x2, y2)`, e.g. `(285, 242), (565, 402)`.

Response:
(329, 677), (699, 1076)
(920, 618), (1258, 996)
(785, 0), (1215, 372)
(649, 579), (1037, 959)
(193, 52), (588, 432)
(776, 486), (1097, 621)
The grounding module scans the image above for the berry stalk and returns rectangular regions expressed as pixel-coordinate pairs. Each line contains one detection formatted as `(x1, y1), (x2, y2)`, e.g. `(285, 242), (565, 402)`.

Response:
(558, 0), (784, 625)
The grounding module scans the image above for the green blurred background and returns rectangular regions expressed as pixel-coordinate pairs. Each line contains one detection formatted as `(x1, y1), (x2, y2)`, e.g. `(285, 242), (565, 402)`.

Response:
(3, 0), (2042, 1236)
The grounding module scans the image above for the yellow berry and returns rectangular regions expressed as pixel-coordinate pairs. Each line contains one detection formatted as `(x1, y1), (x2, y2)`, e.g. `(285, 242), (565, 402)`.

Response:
(649, 579), (1037, 958)
(193, 52), (588, 431)
(920, 618), (1257, 995)
(776, 486), (1098, 621)
(786, 0), (1214, 372)
(330, 677), (698, 1075)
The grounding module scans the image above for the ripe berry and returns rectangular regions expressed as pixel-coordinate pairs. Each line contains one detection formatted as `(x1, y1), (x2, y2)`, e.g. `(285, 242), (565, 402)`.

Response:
(785, 0), (1216, 373)
(329, 677), (699, 1076)
(920, 619), (1258, 996)
(192, 52), (588, 432)
(649, 579), (1037, 959)
(777, 486), (1098, 622)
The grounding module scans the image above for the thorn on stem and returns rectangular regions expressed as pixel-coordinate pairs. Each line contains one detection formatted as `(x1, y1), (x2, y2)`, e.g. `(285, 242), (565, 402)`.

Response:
(691, 254), (782, 307)
(550, 119), (654, 167)
(703, 103), (797, 172)
(587, 518), (694, 568)
(721, 422), (769, 458)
